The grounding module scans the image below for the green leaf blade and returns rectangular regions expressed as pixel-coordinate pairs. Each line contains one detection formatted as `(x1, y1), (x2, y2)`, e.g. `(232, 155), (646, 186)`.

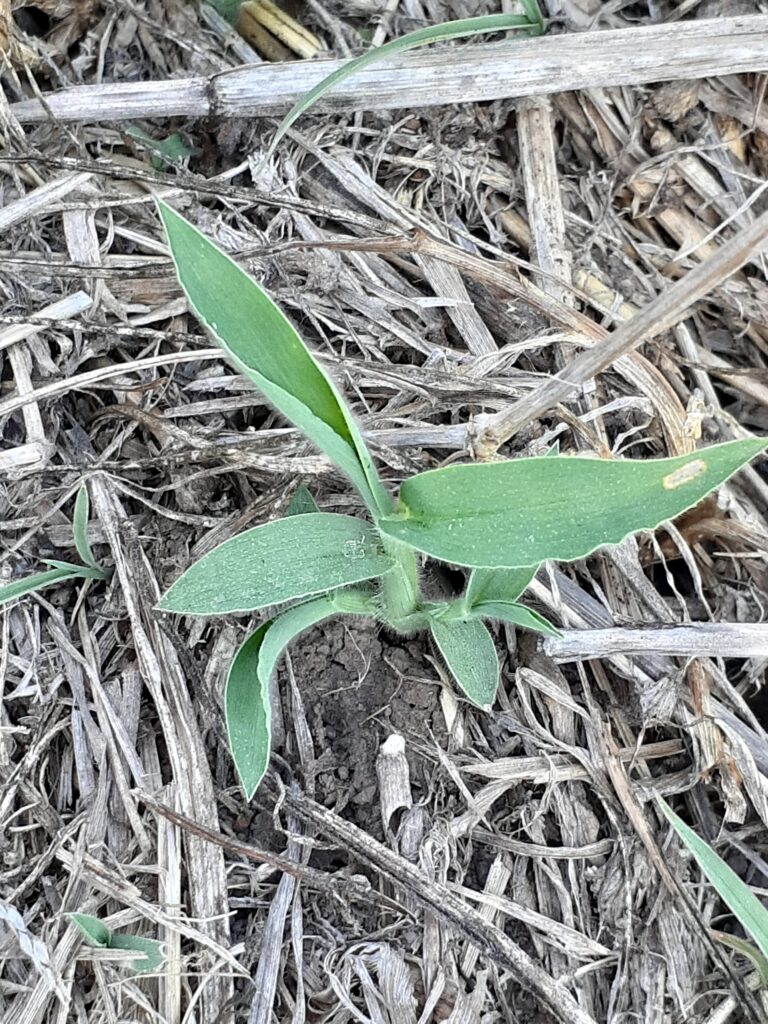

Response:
(41, 559), (107, 580)
(108, 934), (164, 975)
(0, 567), (94, 607)
(264, 12), (544, 163)
(659, 798), (768, 962)
(712, 931), (768, 986)
(226, 623), (273, 800)
(69, 913), (110, 947)
(471, 601), (560, 638)
(226, 594), (339, 798)
(285, 484), (320, 517)
(382, 440), (766, 568)
(157, 202), (388, 515)
(430, 615), (499, 710)
(159, 513), (392, 616)
(73, 485), (99, 570)
(466, 566), (537, 606)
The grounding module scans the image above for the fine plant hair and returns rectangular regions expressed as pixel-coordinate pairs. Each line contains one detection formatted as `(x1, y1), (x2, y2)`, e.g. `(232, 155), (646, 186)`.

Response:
(155, 201), (766, 799)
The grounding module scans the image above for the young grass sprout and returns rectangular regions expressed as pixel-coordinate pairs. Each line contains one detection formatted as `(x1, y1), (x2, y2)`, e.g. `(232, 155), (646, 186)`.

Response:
(0, 485), (108, 609)
(154, 202), (767, 799)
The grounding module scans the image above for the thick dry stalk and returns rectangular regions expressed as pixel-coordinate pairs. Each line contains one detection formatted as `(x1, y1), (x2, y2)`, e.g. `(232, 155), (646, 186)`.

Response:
(481, 206), (768, 449)
(274, 784), (601, 1024)
(544, 624), (768, 661)
(10, 16), (768, 124)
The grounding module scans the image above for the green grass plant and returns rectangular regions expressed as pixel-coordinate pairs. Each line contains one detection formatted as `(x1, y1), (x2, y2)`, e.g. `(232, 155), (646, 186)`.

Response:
(156, 201), (766, 799)
(262, 6), (545, 164)
(70, 913), (163, 975)
(0, 485), (108, 608)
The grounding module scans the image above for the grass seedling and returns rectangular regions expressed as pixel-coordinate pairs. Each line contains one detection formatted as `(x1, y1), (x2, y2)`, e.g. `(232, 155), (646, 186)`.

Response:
(155, 202), (766, 799)
(0, 485), (108, 608)
(70, 913), (163, 975)
(262, 5), (546, 164)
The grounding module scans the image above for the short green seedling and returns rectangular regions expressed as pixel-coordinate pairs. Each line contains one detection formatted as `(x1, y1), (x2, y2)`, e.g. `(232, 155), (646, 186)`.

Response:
(70, 913), (163, 975)
(156, 202), (766, 799)
(0, 485), (108, 609)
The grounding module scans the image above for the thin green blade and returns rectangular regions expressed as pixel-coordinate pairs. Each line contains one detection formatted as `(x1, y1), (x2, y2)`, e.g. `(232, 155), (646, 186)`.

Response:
(382, 440), (766, 568)
(226, 594), (339, 799)
(471, 600), (560, 638)
(712, 931), (768, 986)
(72, 485), (100, 570)
(520, 0), (545, 34)
(157, 202), (388, 515)
(658, 798), (768, 962)
(41, 559), (107, 580)
(264, 12), (544, 163)
(159, 513), (392, 616)
(0, 567), (93, 607)
(430, 615), (499, 710)
(466, 566), (537, 606)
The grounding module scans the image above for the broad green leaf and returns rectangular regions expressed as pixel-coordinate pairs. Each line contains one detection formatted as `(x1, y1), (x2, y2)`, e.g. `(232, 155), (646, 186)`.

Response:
(381, 439), (766, 568)
(712, 930), (768, 987)
(285, 484), (320, 517)
(466, 566), (537, 607)
(658, 798), (768, 962)
(108, 933), (164, 974)
(159, 512), (392, 616)
(73, 485), (99, 569)
(227, 592), (372, 798)
(70, 913), (110, 947)
(0, 566), (97, 608)
(264, 11), (544, 164)
(471, 600), (560, 638)
(157, 202), (389, 515)
(430, 615), (499, 710)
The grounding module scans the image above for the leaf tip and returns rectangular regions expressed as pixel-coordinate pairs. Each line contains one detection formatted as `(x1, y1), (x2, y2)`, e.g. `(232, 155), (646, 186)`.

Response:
(238, 764), (267, 802)
(155, 591), (179, 614)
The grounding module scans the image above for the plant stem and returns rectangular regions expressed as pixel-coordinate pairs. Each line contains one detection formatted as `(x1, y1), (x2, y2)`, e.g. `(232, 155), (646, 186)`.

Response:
(331, 587), (378, 615)
(380, 535), (420, 631)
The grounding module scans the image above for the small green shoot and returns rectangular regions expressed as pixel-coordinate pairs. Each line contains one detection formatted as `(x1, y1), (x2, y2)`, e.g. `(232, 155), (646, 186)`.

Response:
(0, 486), (108, 609)
(72, 486), (99, 570)
(124, 127), (199, 171)
(70, 913), (163, 975)
(156, 201), (766, 799)
(263, 8), (545, 164)
(659, 798), (768, 971)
